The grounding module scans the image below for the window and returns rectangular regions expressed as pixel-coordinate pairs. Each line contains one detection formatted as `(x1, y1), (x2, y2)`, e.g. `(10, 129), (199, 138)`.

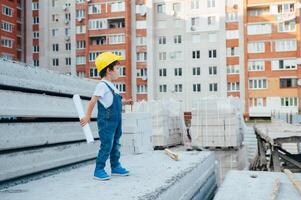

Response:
(88, 19), (105, 30)
(33, 59), (39, 67)
(208, 16), (216, 26)
(89, 52), (102, 62)
(137, 52), (147, 61)
(76, 56), (86, 65)
(227, 47), (239, 57)
(33, 31), (39, 38)
(248, 42), (265, 53)
(173, 3), (181, 12)
(119, 66), (126, 76)
(32, 2), (39, 10)
(277, 3), (294, 14)
(159, 52), (166, 61)
(191, 17), (200, 26)
(88, 4), (101, 14)
(192, 67), (201, 75)
(157, 3), (166, 13)
(226, 0), (238, 6)
(207, 0), (215, 8)
(52, 58), (59, 66)
(137, 85), (147, 94)
(159, 68), (167, 77)
(52, 0), (56, 7)
(248, 60), (265, 71)
(175, 84), (183, 92)
(65, 28), (70, 37)
(65, 43), (71, 51)
(76, 0), (85, 3)
(52, 29), (58, 36)
(271, 59), (296, 70)
(249, 97), (266, 107)
(226, 12), (238, 22)
(136, 20), (146, 29)
(65, 57), (71, 66)
(77, 71), (85, 77)
(275, 39), (296, 52)
(248, 78), (267, 89)
(227, 65), (240, 74)
(208, 33), (217, 42)
(33, 16), (39, 24)
(76, 41), (86, 49)
(137, 68), (147, 77)
(193, 84), (201, 92)
(33, 45), (39, 53)
(159, 85), (167, 92)
(108, 34), (125, 44)
(248, 24), (272, 35)
(278, 20), (295, 32)
(52, 14), (59, 22)
(192, 50), (200, 59)
(1, 21), (13, 32)
(209, 66), (217, 75)
(76, 25), (86, 33)
(52, 44), (59, 52)
(209, 83), (218, 92)
(111, 2), (125, 12)
(174, 19), (183, 28)
(115, 83), (126, 93)
(174, 35), (182, 44)
(1, 38), (13, 48)
(169, 51), (182, 60)
(158, 36), (166, 45)
(226, 30), (239, 39)
(248, 8), (269, 16)
(174, 68), (182, 76)
(90, 67), (99, 78)
(136, 4), (146, 15)
(137, 37), (146, 45)
(191, 0), (200, 9)
(192, 34), (201, 43)
(281, 97), (298, 107)
(279, 78), (297, 88)
(209, 49), (217, 58)
(2, 6), (13, 17)
(227, 82), (240, 92)
(76, 9), (85, 19)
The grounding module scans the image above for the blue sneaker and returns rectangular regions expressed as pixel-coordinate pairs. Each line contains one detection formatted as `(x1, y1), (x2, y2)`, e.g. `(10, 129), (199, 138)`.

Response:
(94, 169), (110, 181)
(111, 166), (129, 176)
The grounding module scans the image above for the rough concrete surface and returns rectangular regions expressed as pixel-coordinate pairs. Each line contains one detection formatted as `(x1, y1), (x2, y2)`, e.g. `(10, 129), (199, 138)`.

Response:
(214, 170), (301, 200)
(0, 150), (215, 200)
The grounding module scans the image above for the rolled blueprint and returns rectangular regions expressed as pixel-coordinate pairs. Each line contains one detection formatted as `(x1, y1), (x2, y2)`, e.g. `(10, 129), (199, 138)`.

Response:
(73, 94), (94, 143)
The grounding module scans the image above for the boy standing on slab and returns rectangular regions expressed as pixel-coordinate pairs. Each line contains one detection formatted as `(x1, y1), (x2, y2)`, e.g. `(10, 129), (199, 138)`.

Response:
(80, 52), (129, 181)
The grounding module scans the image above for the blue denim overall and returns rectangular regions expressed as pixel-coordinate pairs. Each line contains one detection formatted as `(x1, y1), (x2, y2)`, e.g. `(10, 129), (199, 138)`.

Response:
(95, 81), (122, 172)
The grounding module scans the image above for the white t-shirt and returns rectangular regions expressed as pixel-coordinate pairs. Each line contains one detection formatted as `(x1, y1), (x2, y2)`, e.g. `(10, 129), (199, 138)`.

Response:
(93, 80), (120, 108)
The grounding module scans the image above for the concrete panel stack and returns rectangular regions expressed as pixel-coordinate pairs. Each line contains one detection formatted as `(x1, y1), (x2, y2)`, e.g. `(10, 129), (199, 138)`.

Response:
(191, 97), (244, 149)
(132, 99), (185, 148)
(121, 112), (153, 154)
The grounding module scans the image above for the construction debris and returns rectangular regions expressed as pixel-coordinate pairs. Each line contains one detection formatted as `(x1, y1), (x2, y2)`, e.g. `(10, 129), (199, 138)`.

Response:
(284, 169), (301, 196)
(164, 148), (179, 161)
(270, 178), (280, 200)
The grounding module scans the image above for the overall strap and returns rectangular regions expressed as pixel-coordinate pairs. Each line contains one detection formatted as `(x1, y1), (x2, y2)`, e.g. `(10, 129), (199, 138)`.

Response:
(101, 81), (115, 95)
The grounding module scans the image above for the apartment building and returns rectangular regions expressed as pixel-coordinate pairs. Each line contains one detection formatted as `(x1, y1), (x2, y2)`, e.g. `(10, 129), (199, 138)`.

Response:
(0, 0), (26, 61)
(244, 0), (301, 117)
(147, 0), (245, 112)
(26, 0), (76, 74)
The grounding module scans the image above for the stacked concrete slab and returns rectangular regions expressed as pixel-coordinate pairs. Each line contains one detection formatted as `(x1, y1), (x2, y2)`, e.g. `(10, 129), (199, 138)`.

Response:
(0, 150), (217, 200)
(121, 112), (153, 154)
(214, 170), (301, 200)
(132, 99), (185, 148)
(191, 97), (244, 149)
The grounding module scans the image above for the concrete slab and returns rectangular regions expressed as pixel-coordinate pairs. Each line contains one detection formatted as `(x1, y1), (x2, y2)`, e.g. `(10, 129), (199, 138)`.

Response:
(0, 150), (216, 200)
(214, 170), (301, 200)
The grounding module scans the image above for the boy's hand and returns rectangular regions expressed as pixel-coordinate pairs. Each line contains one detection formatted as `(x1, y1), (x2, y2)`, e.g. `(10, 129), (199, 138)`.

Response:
(123, 99), (133, 105)
(80, 115), (91, 127)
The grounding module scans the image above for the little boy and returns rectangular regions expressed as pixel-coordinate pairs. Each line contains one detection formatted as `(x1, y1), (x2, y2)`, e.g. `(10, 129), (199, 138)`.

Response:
(80, 52), (129, 181)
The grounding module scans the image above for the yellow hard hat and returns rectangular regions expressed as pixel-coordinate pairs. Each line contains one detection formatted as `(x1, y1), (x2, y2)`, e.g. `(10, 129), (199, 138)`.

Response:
(95, 52), (123, 72)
